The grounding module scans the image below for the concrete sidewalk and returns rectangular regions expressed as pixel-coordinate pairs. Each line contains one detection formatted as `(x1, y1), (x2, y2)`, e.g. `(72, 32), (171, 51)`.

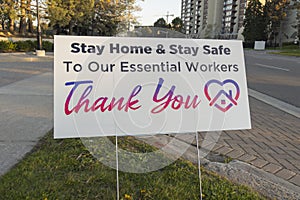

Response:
(0, 71), (53, 175)
(0, 52), (54, 63)
(140, 96), (300, 199)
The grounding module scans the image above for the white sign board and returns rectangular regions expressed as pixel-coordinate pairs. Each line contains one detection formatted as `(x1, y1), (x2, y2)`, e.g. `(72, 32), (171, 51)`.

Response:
(54, 36), (251, 138)
(254, 41), (266, 50)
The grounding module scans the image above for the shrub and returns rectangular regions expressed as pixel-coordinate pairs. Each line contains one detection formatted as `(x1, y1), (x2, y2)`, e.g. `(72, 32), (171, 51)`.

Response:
(0, 40), (17, 52)
(243, 42), (254, 49)
(42, 40), (54, 52)
(0, 40), (54, 52)
(33, 40), (54, 52)
(15, 40), (35, 52)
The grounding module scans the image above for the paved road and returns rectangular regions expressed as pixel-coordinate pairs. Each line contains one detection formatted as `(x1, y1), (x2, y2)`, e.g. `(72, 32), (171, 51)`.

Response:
(0, 53), (53, 87)
(244, 50), (300, 107)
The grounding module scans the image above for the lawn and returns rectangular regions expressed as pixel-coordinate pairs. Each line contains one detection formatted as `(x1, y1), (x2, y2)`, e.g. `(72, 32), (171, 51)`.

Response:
(268, 45), (300, 57)
(0, 131), (266, 200)
(270, 50), (300, 57)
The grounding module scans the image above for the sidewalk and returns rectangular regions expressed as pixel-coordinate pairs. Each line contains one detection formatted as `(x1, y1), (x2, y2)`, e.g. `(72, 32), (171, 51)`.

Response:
(208, 97), (300, 185)
(0, 54), (53, 176)
(141, 96), (300, 199)
(0, 52), (54, 62)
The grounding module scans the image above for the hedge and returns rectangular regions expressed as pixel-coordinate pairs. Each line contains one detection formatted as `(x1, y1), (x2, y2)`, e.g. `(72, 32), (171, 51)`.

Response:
(0, 40), (53, 52)
(0, 41), (17, 52)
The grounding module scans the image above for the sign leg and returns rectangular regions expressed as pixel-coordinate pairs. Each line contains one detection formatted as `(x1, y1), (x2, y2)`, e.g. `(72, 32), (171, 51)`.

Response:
(195, 132), (203, 200)
(116, 135), (120, 200)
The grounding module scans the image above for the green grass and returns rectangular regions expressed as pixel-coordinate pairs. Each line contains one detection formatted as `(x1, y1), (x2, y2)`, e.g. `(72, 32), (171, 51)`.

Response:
(0, 131), (266, 200)
(270, 50), (300, 57)
(268, 45), (300, 57)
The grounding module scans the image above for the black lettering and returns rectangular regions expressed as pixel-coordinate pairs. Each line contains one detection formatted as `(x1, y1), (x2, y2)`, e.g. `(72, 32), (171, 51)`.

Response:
(130, 46), (143, 54)
(203, 45), (210, 55)
(110, 43), (120, 53)
(200, 64), (208, 72)
(224, 48), (231, 55)
(81, 43), (87, 53)
(63, 61), (73, 72)
(208, 64), (213, 72)
(121, 46), (129, 53)
(87, 45), (96, 53)
(137, 64), (143, 72)
(88, 62), (99, 72)
(144, 46), (152, 54)
(121, 62), (129, 72)
(71, 43), (80, 53)
(130, 64), (136, 72)
(185, 62), (198, 72)
(213, 62), (221, 72)
(144, 64), (151, 72)
(221, 64), (227, 72)
(169, 44), (177, 54)
(233, 64), (239, 72)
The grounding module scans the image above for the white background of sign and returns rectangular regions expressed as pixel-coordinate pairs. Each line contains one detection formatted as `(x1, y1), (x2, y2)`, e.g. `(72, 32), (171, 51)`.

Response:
(54, 36), (251, 138)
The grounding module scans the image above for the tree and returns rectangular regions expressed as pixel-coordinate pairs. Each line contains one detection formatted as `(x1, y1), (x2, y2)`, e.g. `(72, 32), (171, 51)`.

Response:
(0, 0), (35, 34)
(290, 0), (300, 47)
(19, 0), (27, 35)
(46, 0), (141, 36)
(0, 0), (18, 33)
(0, 0), (141, 36)
(0, 0), (7, 30)
(115, 0), (142, 32)
(264, 0), (290, 46)
(171, 17), (183, 32)
(154, 17), (168, 28)
(92, 0), (119, 36)
(243, 0), (267, 43)
(26, 0), (34, 33)
(46, 0), (76, 34)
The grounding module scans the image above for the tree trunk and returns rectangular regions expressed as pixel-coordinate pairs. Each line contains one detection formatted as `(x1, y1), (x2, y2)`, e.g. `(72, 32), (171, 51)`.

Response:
(19, 0), (27, 35)
(69, 21), (73, 35)
(27, 0), (33, 33)
(9, 18), (14, 33)
(278, 21), (283, 48)
(27, 18), (34, 33)
(19, 18), (27, 35)
(0, 20), (4, 30)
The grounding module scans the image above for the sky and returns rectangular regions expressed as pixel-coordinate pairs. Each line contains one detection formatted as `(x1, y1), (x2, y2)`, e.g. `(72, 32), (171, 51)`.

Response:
(137, 0), (182, 26)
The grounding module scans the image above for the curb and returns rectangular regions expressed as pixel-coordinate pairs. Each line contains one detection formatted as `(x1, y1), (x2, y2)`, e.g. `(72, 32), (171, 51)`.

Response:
(249, 89), (300, 118)
(0, 53), (54, 62)
(206, 160), (300, 200)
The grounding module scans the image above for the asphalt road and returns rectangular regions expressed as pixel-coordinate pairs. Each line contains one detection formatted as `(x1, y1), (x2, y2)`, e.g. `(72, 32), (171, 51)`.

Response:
(244, 50), (300, 107)
(0, 54), (53, 87)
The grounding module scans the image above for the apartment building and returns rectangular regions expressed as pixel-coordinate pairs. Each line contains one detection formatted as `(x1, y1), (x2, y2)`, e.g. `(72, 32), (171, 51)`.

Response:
(281, 1), (299, 44)
(181, 0), (203, 36)
(221, 0), (247, 39)
(181, 0), (298, 43)
(181, 0), (245, 39)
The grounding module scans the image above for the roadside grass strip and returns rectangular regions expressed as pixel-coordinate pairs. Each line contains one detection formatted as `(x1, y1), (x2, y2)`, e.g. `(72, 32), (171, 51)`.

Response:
(0, 131), (266, 200)
(270, 50), (300, 57)
(268, 45), (300, 57)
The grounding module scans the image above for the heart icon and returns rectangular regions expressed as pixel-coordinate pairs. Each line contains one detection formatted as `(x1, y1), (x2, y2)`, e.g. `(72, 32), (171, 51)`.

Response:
(204, 79), (240, 112)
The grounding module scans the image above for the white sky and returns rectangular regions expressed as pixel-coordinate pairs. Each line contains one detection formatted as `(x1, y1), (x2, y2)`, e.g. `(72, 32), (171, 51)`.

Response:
(136, 0), (182, 26)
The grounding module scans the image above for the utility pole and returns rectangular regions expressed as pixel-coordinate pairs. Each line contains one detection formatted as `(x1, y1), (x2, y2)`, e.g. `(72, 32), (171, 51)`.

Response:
(36, 0), (42, 50)
(165, 11), (174, 24)
(156, 11), (174, 24)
